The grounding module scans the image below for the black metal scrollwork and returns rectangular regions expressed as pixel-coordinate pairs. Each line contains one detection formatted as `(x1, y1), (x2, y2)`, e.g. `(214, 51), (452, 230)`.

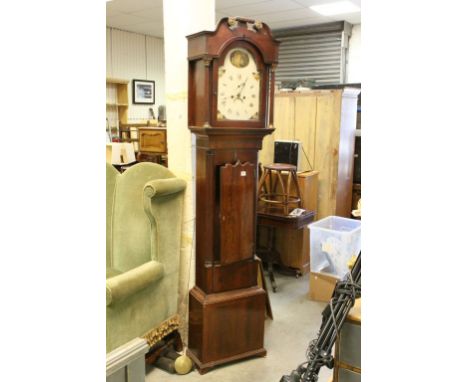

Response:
(280, 253), (361, 382)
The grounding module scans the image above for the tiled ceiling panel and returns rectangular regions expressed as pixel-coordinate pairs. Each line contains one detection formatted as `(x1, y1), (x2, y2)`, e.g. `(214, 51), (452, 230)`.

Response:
(110, 0), (163, 14)
(106, 0), (361, 38)
(268, 16), (334, 29)
(294, 0), (360, 6)
(123, 22), (164, 37)
(254, 8), (326, 23)
(107, 13), (151, 27)
(216, 0), (266, 7)
(218, 0), (303, 17)
(131, 7), (165, 22)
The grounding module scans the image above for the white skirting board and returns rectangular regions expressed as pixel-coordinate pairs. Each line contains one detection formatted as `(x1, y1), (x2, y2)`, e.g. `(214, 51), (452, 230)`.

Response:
(107, 338), (149, 382)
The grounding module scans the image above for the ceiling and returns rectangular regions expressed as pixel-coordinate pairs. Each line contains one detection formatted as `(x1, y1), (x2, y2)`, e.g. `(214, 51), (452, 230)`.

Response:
(106, 0), (361, 38)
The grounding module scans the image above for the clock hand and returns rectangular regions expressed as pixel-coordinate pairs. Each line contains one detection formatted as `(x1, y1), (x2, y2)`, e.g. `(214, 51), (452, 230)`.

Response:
(234, 77), (249, 102)
(239, 76), (248, 94)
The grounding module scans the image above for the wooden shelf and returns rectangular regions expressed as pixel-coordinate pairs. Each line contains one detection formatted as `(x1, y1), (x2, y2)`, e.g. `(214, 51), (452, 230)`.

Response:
(120, 122), (160, 128)
(106, 103), (129, 107)
(106, 79), (129, 126)
(106, 77), (129, 85)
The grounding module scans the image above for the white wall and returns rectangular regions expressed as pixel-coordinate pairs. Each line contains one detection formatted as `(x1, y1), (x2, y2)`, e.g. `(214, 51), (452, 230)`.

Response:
(346, 24), (361, 83)
(106, 27), (165, 122)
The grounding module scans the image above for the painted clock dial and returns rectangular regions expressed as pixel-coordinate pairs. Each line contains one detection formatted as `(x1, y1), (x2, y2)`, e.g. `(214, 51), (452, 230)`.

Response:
(217, 47), (261, 121)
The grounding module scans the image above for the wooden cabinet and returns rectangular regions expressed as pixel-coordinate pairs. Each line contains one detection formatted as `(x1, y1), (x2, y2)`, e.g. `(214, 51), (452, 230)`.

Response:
(117, 124), (167, 166)
(334, 299), (361, 382)
(106, 78), (129, 139)
(276, 170), (319, 274)
(259, 170), (319, 275)
(138, 127), (167, 154)
(260, 89), (360, 219)
(352, 183), (361, 215)
(137, 127), (168, 166)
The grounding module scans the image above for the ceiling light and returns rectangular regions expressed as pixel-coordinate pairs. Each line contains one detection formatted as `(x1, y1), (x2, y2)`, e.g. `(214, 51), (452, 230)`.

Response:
(310, 1), (360, 16)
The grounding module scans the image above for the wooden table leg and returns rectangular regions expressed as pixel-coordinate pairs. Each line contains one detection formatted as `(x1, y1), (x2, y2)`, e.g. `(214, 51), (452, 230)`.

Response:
(265, 226), (278, 292)
(267, 260), (277, 292)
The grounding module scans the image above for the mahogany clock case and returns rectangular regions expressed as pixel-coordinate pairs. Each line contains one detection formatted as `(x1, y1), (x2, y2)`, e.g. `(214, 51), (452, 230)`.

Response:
(187, 17), (279, 130)
(186, 17), (280, 373)
(187, 119), (271, 374)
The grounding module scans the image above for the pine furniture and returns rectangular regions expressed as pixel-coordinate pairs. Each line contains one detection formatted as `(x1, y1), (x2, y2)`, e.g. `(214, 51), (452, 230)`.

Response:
(260, 89), (360, 220)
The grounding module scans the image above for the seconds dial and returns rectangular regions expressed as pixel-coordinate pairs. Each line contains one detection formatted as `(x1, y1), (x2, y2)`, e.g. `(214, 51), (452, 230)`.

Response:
(217, 47), (260, 121)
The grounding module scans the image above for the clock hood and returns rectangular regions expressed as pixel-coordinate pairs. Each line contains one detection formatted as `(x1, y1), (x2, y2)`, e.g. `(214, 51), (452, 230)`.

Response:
(187, 17), (280, 64)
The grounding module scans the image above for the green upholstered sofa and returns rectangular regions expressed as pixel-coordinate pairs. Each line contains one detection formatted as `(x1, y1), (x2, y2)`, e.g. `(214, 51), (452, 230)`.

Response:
(106, 162), (186, 353)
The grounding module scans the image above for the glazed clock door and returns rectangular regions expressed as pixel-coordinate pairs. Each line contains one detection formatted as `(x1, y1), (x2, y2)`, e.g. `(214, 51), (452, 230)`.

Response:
(217, 47), (261, 121)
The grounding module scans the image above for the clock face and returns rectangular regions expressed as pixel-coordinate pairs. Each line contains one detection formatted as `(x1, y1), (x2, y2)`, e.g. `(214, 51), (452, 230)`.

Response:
(217, 47), (261, 121)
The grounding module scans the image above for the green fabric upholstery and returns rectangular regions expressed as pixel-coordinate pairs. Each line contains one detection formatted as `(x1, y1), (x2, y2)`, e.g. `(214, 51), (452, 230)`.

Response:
(106, 162), (186, 353)
(143, 178), (187, 198)
(106, 260), (164, 307)
(106, 268), (122, 279)
(106, 164), (119, 269)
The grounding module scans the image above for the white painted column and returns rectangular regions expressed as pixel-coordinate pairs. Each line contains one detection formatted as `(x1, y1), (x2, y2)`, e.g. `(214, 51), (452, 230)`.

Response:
(163, 0), (215, 345)
(346, 24), (361, 83)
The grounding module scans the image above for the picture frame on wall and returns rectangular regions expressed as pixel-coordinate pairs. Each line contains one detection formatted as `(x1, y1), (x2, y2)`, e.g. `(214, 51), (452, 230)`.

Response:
(132, 79), (155, 105)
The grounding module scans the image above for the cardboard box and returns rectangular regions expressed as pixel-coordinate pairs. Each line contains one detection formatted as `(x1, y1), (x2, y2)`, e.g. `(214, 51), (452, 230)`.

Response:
(309, 271), (339, 302)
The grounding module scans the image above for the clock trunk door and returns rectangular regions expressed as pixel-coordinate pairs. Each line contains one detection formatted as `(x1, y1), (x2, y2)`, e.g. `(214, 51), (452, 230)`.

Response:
(219, 161), (255, 265)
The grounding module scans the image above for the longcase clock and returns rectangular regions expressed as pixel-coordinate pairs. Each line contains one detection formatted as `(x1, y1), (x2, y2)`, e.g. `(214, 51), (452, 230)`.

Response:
(186, 17), (279, 374)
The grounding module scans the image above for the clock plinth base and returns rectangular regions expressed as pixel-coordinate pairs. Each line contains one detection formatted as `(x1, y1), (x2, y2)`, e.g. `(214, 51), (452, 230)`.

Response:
(187, 285), (266, 373)
(186, 347), (267, 375)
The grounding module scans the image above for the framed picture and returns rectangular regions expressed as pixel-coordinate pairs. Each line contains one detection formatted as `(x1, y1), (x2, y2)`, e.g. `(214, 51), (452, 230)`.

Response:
(132, 79), (155, 105)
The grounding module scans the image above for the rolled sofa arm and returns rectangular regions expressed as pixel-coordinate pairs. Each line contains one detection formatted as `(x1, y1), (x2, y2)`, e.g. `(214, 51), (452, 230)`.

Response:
(106, 260), (164, 307)
(144, 178), (186, 199)
(144, 178), (187, 198)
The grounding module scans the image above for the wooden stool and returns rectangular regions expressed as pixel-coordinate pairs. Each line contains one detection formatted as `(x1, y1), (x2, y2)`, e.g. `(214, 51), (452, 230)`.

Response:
(258, 163), (302, 215)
